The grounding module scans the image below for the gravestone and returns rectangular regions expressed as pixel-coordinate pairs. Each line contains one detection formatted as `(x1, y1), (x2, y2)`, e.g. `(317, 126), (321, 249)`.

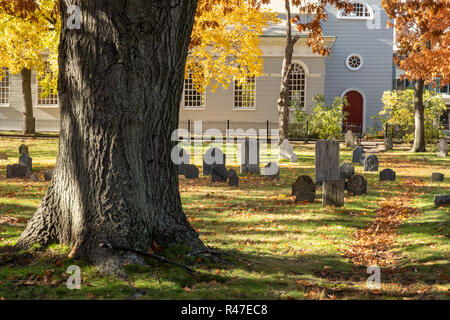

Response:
(340, 162), (354, 180)
(19, 153), (32, 172)
(363, 155), (379, 172)
(315, 140), (340, 184)
(431, 172), (445, 182)
(0, 152), (7, 160)
(261, 162), (280, 179)
(184, 165), (199, 179)
(30, 174), (39, 182)
(347, 175), (368, 195)
(437, 139), (448, 158)
(292, 175), (316, 203)
(6, 164), (31, 178)
(435, 195), (450, 207)
(352, 146), (364, 163)
(19, 144), (29, 155)
(227, 169), (239, 187)
(384, 137), (393, 151)
(171, 145), (190, 175)
(203, 147), (226, 175)
(322, 180), (345, 207)
(345, 131), (356, 148)
(240, 138), (260, 174)
(44, 169), (54, 181)
(380, 168), (396, 181)
(279, 139), (298, 162)
(211, 164), (228, 182)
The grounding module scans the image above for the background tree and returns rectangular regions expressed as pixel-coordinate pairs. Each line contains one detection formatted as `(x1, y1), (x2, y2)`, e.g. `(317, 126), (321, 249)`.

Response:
(382, 0), (449, 152)
(277, 0), (350, 143)
(0, 0), (58, 134)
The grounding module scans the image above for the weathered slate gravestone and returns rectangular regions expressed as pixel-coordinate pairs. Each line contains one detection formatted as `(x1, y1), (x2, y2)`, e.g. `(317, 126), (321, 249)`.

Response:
(211, 164), (228, 182)
(340, 162), (354, 180)
(380, 168), (396, 181)
(279, 139), (298, 162)
(435, 195), (450, 207)
(19, 153), (32, 172)
(240, 138), (260, 174)
(315, 140), (340, 184)
(203, 147), (226, 175)
(437, 139), (448, 158)
(6, 164), (30, 178)
(384, 137), (393, 151)
(44, 169), (54, 181)
(347, 175), (368, 195)
(352, 146), (364, 163)
(184, 164), (199, 179)
(431, 172), (445, 182)
(363, 155), (379, 172)
(0, 152), (7, 160)
(292, 175), (316, 203)
(322, 180), (345, 207)
(345, 131), (356, 148)
(19, 144), (29, 155)
(171, 145), (190, 175)
(227, 169), (239, 187)
(261, 162), (280, 179)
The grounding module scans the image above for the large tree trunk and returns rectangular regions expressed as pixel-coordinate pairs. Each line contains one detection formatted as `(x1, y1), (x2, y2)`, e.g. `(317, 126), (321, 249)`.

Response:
(278, 0), (299, 144)
(411, 79), (426, 152)
(16, 0), (203, 275)
(21, 68), (35, 135)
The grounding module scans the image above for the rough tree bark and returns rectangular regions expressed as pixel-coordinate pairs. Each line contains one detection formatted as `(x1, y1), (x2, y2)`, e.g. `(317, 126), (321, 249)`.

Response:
(16, 0), (204, 275)
(21, 68), (35, 135)
(411, 79), (426, 152)
(278, 0), (300, 144)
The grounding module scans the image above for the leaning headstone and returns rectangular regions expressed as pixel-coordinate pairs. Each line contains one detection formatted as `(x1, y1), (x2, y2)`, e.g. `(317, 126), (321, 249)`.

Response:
(384, 137), (393, 151)
(240, 138), (260, 174)
(19, 144), (29, 155)
(435, 195), (450, 207)
(211, 164), (228, 182)
(172, 145), (190, 175)
(19, 153), (32, 172)
(345, 131), (356, 148)
(431, 172), (445, 182)
(279, 139), (298, 162)
(352, 146), (364, 163)
(6, 164), (30, 178)
(347, 175), (368, 195)
(380, 168), (396, 181)
(315, 140), (340, 184)
(227, 169), (239, 187)
(44, 169), (54, 181)
(322, 180), (345, 207)
(363, 155), (379, 172)
(184, 164), (199, 179)
(261, 162), (280, 180)
(340, 162), (355, 180)
(437, 139), (448, 158)
(203, 147), (226, 175)
(0, 152), (7, 160)
(292, 175), (316, 203)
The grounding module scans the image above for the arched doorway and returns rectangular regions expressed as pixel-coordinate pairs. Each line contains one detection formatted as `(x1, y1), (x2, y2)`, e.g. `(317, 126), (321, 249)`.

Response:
(343, 90), (363, 133)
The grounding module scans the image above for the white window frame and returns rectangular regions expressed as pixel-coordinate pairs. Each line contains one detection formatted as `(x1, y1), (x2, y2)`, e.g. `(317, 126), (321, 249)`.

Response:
(0, 68), (10, 107)
(345, 53), (364, 71)
(233, 76), (256, 111)
(338, 1), (374, 20)
(289, 63), (307, 110)
(182, 72), (206, 110)
(36, 61), (59, 108)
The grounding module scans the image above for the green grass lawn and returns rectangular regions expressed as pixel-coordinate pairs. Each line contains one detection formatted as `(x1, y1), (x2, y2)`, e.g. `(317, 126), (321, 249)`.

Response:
(0, 137), (448, 300)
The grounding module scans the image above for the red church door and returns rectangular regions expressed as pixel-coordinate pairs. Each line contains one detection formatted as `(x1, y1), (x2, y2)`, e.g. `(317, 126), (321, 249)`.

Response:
(343, 90), (363, 133)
